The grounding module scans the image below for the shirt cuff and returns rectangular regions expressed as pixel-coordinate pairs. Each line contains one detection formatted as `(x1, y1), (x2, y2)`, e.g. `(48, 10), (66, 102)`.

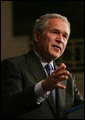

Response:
(34, 80), (50, 104)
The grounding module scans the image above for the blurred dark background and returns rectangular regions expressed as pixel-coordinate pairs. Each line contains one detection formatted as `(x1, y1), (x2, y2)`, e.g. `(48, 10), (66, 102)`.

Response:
(12, 1), (84, 72)
(13, 1), (84, 39)
(1, 1), (84, 95)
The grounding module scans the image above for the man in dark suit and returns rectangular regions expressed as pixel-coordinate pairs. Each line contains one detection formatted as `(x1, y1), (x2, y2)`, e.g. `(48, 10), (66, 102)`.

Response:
(1, 13), (84, 119)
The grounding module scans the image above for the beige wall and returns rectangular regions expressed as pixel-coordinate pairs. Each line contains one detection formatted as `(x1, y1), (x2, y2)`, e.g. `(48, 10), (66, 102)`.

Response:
(1, 1), (31, 60)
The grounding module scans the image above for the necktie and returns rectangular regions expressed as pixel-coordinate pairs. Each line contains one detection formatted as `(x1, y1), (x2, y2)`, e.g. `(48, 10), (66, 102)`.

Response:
(45, 63), (53, 75)
(45, 63), (56, 102)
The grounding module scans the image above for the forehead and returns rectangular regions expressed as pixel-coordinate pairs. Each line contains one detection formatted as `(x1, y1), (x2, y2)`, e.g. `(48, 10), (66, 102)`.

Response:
(46, 18), (70, 35)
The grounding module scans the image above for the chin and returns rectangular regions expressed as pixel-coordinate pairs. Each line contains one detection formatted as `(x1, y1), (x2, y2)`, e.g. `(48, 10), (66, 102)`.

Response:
(52, 52), (61, 58)
(50, 54), (60, 60)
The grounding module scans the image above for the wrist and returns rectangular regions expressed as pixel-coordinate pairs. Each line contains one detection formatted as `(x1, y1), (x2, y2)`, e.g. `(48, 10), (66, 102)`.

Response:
(41, 80), (48, 92)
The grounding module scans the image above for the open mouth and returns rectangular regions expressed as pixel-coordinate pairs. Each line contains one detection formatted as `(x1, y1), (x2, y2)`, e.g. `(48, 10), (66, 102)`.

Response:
(52, 45), (61, 50)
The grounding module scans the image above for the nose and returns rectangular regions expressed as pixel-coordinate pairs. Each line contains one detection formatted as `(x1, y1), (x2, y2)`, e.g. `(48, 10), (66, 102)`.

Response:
(55, 33), (63, 43)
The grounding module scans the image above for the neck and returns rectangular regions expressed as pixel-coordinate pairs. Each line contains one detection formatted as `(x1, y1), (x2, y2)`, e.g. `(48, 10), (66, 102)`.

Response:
(34, 48), (54, 63)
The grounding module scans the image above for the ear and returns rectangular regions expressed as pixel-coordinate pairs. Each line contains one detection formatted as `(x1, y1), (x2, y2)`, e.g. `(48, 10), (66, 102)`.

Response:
(33, 30), (40, 43)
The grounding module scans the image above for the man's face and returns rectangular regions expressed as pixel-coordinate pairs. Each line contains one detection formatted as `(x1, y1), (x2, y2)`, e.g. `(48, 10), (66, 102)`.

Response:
(34, 18), (70, 62)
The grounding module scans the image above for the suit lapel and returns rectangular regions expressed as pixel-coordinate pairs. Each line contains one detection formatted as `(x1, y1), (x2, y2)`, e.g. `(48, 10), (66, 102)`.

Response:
(54, 61), (67, 117)
(53, 61), (66, 107)
(56, 84), (66, 108)
(26, 51), (61, 116)
(26, 50), (47, 83)
(47, 92), (57, 116)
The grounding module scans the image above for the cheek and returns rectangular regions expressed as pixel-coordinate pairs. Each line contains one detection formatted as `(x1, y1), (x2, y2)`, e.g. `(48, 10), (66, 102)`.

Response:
(44, 40), (51, 51)
(62, 41), (67, 52)
(40, 37), (50, 51)
(41, 33), (55, 51)
(43, 36), (52, 47)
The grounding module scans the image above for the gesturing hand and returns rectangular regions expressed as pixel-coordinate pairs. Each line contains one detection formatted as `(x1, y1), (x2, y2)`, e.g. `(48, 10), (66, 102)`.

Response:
(41, 63), (69, 92)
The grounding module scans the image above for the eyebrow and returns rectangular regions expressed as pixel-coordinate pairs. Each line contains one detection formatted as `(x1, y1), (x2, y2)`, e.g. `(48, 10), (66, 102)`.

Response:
(50, 29), (69, 36)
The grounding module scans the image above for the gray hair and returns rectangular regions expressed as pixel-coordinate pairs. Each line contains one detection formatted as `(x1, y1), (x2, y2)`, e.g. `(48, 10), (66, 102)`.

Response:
(33, 13), (70, 34)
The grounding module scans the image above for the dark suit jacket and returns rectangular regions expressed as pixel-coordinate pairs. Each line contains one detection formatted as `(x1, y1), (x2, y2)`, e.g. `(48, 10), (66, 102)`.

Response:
(1, 50), (84, 119)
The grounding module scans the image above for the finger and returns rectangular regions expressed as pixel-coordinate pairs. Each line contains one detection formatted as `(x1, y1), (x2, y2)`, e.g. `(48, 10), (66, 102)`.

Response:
(58, 75), (68, 81)
(56, 83), (66, 89)
(55, 71), (69, 78)
(55, 63), (66, 73)
(53, 76), (68, 84)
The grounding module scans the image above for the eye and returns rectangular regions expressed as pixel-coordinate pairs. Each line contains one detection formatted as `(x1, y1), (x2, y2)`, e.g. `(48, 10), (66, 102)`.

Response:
(51, 30), (59, 34)
(63, 34), (68, 39)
